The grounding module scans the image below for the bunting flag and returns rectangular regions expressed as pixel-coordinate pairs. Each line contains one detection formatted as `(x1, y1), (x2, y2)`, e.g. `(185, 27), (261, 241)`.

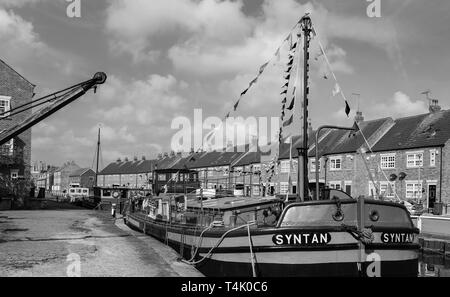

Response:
(258, 62), (269, 75)
(285, 66), (292, 73)
(285, 33), (292, 46)
(332, 83), (341, 97)
(290, 42), (297, 51)
(284, 74), (291, 80)
(282, 82), (289, 88)
(275, 47), (281, 62)
(241, 88), (249, 97)
(287, 97), (295, 110)
(345, 100), (351, 117)
(280, 89), (287, 95)
(281, 97), (287, 104)
(323, 74), (328, 79)
(283, 114), (294, 127)
(292, 86), (296, 95)
(287, 58), (294, 66)
(234, 100), (240, 111)
(249, 77), (258, 87)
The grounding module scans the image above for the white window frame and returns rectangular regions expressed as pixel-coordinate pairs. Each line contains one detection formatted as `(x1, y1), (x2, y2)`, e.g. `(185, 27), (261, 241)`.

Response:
(0, 96), (11, 117)
(430, 150), (436, 167)
(406, 151), (423, 168)
(329, 156), (342, 171)
(279, 182), (289, 194)
(405, 181), (423, 199)
(10, 169), (19, 179)
(252, 164), (261, 173)
(280, 160), (290, 173)
(329, 181), (342, 190)
(380, 153), (396, 169)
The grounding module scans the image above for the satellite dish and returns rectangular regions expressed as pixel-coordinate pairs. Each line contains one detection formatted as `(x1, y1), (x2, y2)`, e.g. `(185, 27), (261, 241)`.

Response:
(398, 172), (407, 181)
(389, 173), (398, 181)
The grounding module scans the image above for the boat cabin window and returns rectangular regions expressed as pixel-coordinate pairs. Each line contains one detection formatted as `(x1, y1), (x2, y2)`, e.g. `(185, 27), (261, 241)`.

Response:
(103, 189), (111, 197)
(280, 204), (357, 227)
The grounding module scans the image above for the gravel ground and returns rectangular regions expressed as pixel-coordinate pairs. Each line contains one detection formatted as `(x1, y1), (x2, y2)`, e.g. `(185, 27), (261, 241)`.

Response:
(0, 210), (203, 277)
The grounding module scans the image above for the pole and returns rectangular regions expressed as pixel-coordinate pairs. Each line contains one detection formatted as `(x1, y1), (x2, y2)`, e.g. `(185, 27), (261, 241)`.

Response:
(315, 125), (356, 200)
(300, 16), (312, 202)
(94, 127), (100, 187)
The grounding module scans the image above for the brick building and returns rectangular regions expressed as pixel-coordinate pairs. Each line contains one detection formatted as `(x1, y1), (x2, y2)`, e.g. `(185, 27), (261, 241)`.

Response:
(0, 59), (35, 180)
(52, 161), (81, 194)
(97, 157), (154, 189)
(69, 168), (96, 188)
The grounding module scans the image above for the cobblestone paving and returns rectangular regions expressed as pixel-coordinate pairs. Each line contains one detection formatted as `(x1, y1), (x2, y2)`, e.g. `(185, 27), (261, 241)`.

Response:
(0, 210), (203, 277)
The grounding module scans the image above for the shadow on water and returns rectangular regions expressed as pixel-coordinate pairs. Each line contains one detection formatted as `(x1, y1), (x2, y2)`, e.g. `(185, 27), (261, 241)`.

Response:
(419, 254), (450, 277)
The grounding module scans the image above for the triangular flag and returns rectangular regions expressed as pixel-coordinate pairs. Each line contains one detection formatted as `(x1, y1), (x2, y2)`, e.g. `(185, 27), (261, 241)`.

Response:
(234, 100), (240, 111)
(285, 33), (292, 44)
(287, 97), (295, 110)
(332, 83), (341, 97)
(281, 97), (287, 104)
(285, 74), (291, 80)
(292, 86), (296, 95)
(285, 66), (292, 73)
(283, 114), (294, 127)
(323, 74), (328, 79)
(258, 62), (269, 75)
(275, 47), (281, 61)
(352, 121), (360, 132)
(225, 112), (230, 119)
(287, 59), (294, 66)
(290, 42), (297, 51)
(280, 89), (287, 95)
(282, 82), (289, 88)
(249, 77), (258, 87)
(345, 100), (351, 117)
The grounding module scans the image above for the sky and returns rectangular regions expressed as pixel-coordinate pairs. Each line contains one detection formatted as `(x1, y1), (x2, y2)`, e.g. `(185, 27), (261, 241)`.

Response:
(0, 0), (449, 169)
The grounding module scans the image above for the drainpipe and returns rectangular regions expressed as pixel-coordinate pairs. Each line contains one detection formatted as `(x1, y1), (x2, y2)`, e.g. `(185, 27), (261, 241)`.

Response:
(439, 147), (443, 203)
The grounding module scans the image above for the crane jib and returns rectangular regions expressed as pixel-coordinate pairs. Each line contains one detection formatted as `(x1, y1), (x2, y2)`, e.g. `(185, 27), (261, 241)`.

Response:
(0, 72), (107, 146)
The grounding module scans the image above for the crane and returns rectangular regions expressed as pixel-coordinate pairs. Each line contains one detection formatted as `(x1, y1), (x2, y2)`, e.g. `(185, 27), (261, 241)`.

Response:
(0, 72), (107, 146)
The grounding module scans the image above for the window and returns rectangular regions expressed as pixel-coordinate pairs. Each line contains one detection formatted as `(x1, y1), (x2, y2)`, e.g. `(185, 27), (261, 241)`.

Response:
(0, 139), (13, 156)
(329, 181), (341, 190)
(280, 160), (290, 173)
(369, 181), (395, 198)
(0, 96), (11, 117)
(158, 174), (166, 181)
(252, 186), (260, 196)
(10, 169), (19, 179)
(380, 154), (396, 169)
(330, 157), (342, 171)
(280, 182), (289, 194)
(252, 164), (261, 173)
(430, 150), (436, 167)
(344, 181), (352, 195)
(406, 152), (423, 168)
(406, 182), (423, 199)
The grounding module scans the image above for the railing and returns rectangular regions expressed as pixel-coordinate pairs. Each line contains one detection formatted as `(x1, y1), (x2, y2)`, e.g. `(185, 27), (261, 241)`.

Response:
(413, 213), (450, 237)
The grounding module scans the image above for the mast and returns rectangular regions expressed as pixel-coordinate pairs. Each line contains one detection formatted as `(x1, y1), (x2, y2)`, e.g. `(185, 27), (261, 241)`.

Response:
(94, 127), (101, 187)
(297, 15), (312, 202)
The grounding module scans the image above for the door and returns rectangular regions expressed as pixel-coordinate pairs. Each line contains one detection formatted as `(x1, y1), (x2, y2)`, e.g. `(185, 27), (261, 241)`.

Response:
(345, 184), (352, 195)
(428, 185), (436, 209)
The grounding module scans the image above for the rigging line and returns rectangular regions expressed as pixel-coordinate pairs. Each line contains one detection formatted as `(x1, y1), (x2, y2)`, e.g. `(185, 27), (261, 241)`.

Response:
(1, 87), (80, 119)
(0, 79), (92, 117)
(313, 24), (401, 201)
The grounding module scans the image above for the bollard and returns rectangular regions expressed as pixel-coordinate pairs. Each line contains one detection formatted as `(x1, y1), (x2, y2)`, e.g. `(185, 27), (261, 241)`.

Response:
(111, 203), (116, 218)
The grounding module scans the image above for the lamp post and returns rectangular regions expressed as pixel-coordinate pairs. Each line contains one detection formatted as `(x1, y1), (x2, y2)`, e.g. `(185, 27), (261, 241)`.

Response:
(315, 125), (356, 200)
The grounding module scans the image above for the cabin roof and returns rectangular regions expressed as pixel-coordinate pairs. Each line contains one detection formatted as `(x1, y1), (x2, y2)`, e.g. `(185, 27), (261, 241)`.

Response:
(187, 196), (280, 211)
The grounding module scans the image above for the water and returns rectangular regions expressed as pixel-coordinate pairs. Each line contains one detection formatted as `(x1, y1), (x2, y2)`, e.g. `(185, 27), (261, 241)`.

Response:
(418, 254), (450, 277)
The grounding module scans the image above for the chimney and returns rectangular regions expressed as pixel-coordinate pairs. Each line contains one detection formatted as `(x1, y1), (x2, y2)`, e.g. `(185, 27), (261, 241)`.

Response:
(116, 158), (121, 163)
(355, 111), (364, 123)
(124, 157), (129, 162)
(176, 151), (182, 158)
(190, 147), (195, 154)
(142, 156), (146, 161)
(163, 152), (169, 158)
(133, 156), (138, 161)
(429, 99), (441, 113)
(170, 150), (176, 157)
(157, 153), (163, 160)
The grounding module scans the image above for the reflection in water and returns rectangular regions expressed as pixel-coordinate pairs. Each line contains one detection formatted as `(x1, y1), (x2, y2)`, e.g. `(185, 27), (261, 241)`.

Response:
(418, 254), (450, 277)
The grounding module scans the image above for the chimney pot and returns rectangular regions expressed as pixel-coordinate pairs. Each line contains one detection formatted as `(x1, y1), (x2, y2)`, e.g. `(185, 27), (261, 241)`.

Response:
(355, 111), (364, 123)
